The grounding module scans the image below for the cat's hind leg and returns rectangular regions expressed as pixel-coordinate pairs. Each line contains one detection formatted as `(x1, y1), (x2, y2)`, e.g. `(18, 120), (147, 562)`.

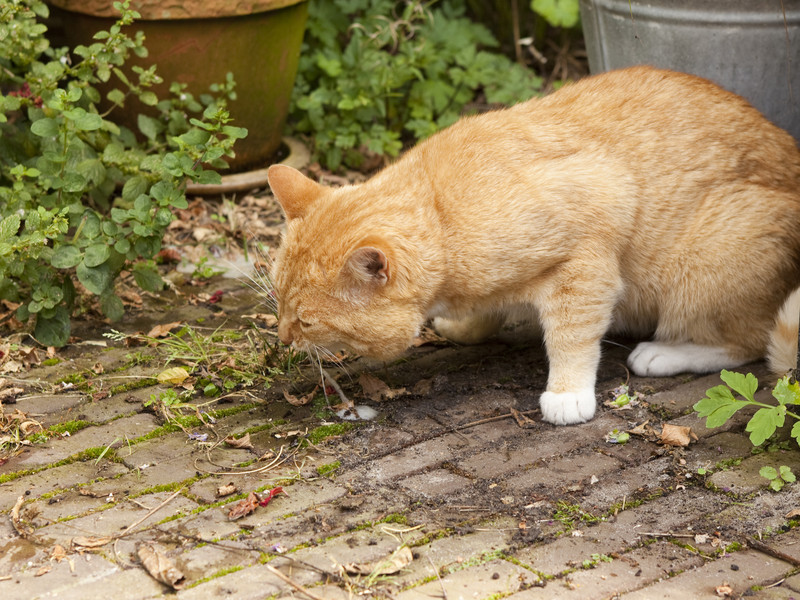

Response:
(627, 342), (749, 376)
(433, 312), (506, 345)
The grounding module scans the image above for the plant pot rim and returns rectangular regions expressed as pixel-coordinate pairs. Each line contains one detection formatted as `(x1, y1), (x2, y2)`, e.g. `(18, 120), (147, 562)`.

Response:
(47, 0), (307, 20)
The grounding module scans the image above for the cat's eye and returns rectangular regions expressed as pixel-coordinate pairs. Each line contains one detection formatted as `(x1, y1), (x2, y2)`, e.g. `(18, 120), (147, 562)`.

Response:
(298, 319), (312, 329)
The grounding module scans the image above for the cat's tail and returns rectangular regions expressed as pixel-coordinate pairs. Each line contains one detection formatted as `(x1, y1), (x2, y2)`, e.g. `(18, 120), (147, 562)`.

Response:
(767, 286), (800, 374)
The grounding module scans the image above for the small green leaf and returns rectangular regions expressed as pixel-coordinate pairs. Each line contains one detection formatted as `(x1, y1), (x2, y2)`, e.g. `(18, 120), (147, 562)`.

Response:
(132, 263), (165, 292)
(84, 243), (110, 268)
(51, 245), (82, 269)
(693, 386), (748, 429)
(122, 176), (149, 202)
(770, 479), (784, 492)
(31, 117), (60, 137)
(719, 370), (758, 402)
(746, 406), (786, 446)
(773, 376), (800, 406)
(780, 466), (796, 483)
(76, 261), (112, 295)
(33, 305), (71, 347)
(760, 465), (778, 480)
(99, 292), (124, 321)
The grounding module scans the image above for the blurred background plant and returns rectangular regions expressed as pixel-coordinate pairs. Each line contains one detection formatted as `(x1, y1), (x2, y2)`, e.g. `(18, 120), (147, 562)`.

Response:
(289, 0), (583, 170)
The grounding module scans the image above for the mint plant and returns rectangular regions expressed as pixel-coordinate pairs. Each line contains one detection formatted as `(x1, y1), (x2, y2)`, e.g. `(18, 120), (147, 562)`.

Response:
(0, 0), (246, 346)
(694, 370), (800, 447)
(291, 0), (542, 170)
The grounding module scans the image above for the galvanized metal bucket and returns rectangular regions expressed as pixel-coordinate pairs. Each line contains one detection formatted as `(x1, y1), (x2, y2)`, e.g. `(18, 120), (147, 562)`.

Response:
(580, 0), (800, 140)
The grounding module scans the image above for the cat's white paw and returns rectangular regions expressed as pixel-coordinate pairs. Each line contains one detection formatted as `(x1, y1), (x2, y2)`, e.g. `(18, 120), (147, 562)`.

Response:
(540, 388), (596, 425)
(628, 342), (743, 376)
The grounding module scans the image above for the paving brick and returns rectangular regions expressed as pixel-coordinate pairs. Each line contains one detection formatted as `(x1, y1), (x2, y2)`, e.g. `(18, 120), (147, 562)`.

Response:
(709, 451), (800, 496)
(622, 550), (791, 599)
(29, 565), (166, 600)
(457, 412), (626, 480)
(0, 413), (161, 474)
(396, 558), (538, 599)
(511, 490), (714, 576)
(0, 552), (120, 600)
(506, 541), (704, 599)
(502, 450), (622, 493)
(399, 468), (475, 497)
(579, 456), (673, 513)
(35, 491), (200, 545)
(174, 562), (284, 600)
(0, 460), (129, 509)
(394, 517), (517, 588)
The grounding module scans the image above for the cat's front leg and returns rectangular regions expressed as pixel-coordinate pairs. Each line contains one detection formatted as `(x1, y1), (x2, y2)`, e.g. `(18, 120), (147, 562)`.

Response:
(535, 267), (620, 425)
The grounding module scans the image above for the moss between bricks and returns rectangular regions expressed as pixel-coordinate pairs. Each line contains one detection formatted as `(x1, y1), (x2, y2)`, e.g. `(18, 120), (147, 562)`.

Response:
(315, 460), (341, 478)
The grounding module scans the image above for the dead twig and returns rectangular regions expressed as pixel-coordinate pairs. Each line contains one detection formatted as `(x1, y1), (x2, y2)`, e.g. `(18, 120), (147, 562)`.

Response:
(749, 538), (800, 568)
(265, 564), (328, 600)
(428, 556), (448, 600)
(638, 532), (699, 539)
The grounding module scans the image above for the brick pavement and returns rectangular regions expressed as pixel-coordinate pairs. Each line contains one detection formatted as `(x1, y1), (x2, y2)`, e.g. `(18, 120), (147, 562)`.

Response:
(2, 282), (800, 599)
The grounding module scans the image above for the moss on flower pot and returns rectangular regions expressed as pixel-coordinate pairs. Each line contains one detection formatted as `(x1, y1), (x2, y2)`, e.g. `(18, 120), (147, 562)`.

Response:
(48, 0), (308, 171)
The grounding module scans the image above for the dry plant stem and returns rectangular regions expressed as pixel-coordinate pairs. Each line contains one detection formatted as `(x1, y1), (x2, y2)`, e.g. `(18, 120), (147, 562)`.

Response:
(455, 409), (539, 431)
(638, 532), (701, 539)
(321, 368), (353, 408)
(116, 487), (185, 539)
(265, 564), (328, 600)
(428, 556), (448, 600)
(749, 538), (800, 568)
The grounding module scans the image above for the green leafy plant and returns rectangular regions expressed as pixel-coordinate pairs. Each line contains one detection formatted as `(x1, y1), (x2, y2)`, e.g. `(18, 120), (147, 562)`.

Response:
(531, 0), (580, 28)
(291, 0), (542, 170)
(0, 0), (246, 346)
(694, 370), (800, 447)
(759, 465), (796, 492)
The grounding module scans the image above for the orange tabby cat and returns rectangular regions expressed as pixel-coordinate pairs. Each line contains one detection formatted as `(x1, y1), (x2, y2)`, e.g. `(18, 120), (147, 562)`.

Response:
(267, 66), (800, 426)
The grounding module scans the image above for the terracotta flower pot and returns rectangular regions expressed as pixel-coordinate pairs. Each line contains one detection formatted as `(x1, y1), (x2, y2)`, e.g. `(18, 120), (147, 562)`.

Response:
(48, 0), (309, 171)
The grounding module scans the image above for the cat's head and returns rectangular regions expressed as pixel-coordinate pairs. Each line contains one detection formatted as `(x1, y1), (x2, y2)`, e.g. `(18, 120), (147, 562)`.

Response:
(266, 165), (427, 361)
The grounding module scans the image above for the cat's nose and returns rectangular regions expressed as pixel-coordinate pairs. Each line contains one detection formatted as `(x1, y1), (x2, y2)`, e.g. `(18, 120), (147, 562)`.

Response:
(278, 320), (293, 345)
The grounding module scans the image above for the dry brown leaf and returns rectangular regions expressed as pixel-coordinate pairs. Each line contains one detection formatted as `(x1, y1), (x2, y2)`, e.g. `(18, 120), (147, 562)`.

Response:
(715, 584), (734, 597)
(282, 386), (318, 406)
(786, 508), (800, 519)
(243, 313), (278, 327)
(510, 407), (537, 429)
(50, 544), (67, 562)
(34, 566), (50, 577)
(156, 367), (190, 386)
(228, 492), (260, 520)
(216, 483), (238, 498)
(224, 433), (253, 450)
(137, 544), (185, 590)
(660, 423), (697, 447)
(0, 387), (23, 402)
(342, 546), (413, 576)
(147, 321), (183, 338)
(91, 362), (104, 375)
(411, 378), (433, 396)
(359, 374), (406, 402)
(72, 536), (112, 549)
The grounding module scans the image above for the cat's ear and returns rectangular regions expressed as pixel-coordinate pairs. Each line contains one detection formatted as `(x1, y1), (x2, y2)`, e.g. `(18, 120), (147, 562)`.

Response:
(267, 164), (324, 220)
(343, 246), (389, 286)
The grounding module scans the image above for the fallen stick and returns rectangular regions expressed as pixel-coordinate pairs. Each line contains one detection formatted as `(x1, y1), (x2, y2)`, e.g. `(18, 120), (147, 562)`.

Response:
(265, 564), (328, 600)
